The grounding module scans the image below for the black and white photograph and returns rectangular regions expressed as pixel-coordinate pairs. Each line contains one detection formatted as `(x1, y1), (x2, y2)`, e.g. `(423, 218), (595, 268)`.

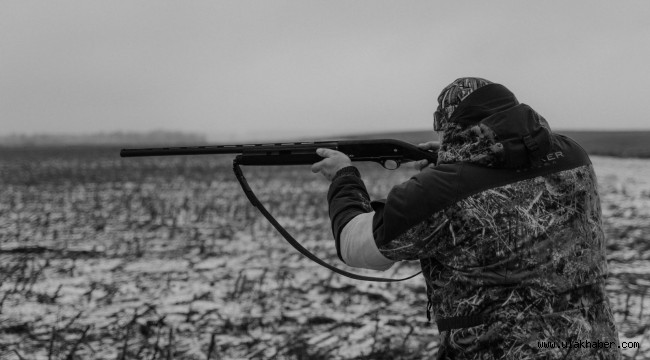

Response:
(1, 1), (649, 359)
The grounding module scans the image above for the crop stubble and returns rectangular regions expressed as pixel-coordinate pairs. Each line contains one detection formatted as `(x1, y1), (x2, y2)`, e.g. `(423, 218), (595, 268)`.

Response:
(0, 148), (648, 359)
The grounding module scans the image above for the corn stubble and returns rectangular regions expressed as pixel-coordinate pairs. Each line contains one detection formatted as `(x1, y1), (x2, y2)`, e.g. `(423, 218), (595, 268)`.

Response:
(0, 149), (648, 359)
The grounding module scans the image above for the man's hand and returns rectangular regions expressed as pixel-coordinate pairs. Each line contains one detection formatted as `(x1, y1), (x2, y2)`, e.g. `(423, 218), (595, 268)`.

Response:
(413, 141), (440, 171)
(311, 148), (352, 181)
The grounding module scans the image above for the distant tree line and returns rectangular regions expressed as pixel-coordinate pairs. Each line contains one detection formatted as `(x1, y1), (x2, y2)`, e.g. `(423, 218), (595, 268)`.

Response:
(0, 131), (207, 146)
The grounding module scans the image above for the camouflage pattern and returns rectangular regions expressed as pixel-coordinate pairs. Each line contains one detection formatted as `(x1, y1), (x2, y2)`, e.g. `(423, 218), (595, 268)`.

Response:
(436, 122), (505, 167)
(377, 117), (621, 358)
(436, 77), (493, 131)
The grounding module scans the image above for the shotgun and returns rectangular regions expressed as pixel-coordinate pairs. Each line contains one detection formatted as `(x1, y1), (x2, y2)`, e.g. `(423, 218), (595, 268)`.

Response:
(120, 139), (437, 282)
(120, 138), (437, 170)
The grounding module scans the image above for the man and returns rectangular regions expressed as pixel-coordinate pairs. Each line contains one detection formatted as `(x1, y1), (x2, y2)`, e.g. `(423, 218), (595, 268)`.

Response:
(311, 78), (621, 359)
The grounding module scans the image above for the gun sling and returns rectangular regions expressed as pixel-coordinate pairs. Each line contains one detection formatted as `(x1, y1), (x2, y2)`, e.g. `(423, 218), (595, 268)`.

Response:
(233, 155), (421, 283)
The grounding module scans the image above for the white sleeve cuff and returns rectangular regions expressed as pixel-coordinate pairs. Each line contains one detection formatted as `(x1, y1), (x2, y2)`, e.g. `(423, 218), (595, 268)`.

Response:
(340, 212), (395, 271)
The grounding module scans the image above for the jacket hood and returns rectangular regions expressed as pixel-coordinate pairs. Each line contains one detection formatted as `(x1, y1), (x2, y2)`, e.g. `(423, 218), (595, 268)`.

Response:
(437, 83), (553, 169)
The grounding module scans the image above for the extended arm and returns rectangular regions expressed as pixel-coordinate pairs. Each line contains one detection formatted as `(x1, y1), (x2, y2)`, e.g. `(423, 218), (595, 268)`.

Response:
(312, 148), (395, 270)
(314, 146), (461, 267)
(326, 166), (395, 270)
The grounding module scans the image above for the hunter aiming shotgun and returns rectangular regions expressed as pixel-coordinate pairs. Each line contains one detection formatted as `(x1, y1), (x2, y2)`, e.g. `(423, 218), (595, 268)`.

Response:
(120, 139), (438, 282)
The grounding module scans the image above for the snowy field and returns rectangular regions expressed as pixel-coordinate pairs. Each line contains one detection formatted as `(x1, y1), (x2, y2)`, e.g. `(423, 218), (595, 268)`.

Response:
(0, 148), (648, 359)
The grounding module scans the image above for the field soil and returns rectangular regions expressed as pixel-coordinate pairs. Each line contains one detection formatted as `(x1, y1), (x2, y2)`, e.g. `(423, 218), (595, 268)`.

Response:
(0, 147), (648, 359)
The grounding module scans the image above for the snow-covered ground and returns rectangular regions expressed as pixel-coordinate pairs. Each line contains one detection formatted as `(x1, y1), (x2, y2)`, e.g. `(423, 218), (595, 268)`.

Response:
(0, 152), (647, 359)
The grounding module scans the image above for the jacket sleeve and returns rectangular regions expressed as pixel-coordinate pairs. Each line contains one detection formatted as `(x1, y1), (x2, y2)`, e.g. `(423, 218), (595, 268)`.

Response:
(327, 164), (462, 262)
(339, 212), (395, 270)
(371, 164), (461, 261)
(326, 166), (374, 261)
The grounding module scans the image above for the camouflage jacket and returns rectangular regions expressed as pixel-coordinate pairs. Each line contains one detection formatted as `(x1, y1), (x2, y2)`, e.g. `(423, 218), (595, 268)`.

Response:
(327, 88), (620, 359)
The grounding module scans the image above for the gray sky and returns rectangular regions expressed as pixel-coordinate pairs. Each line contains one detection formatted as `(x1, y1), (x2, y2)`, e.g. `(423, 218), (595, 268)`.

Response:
(2, 1), (649, 141)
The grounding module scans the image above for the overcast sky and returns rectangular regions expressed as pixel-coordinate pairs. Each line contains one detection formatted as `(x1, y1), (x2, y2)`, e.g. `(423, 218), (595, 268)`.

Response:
(2, 1), (649, 140)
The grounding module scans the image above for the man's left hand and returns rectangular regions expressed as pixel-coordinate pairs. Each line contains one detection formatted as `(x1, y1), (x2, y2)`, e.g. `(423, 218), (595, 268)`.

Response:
(311, 148), (352, 181)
